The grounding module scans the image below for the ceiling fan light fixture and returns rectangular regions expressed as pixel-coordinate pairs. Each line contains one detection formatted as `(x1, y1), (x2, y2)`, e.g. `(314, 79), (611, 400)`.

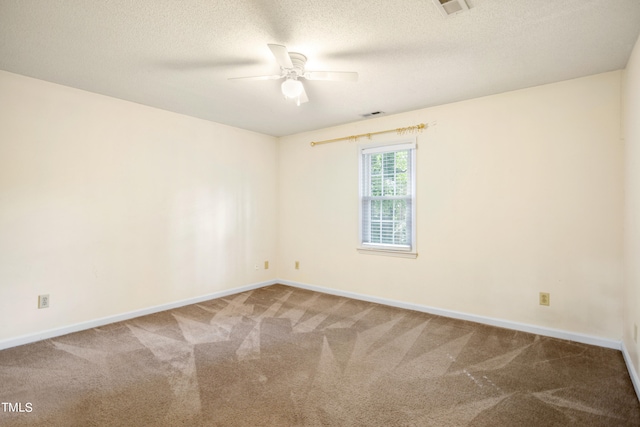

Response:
(281, 78), (303, 99)
(231, 44), (357, 106)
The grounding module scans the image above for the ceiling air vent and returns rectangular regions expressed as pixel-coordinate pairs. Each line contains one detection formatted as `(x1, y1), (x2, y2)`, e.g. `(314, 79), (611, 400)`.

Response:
(433, 0), (469, 17)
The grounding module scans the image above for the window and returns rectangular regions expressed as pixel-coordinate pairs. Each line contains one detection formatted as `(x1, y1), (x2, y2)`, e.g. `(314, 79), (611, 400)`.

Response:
(359, 140), (416, 257)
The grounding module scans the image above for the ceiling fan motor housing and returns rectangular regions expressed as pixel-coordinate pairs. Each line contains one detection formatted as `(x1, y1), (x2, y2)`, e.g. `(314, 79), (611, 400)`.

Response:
(287, 52), (307, 77)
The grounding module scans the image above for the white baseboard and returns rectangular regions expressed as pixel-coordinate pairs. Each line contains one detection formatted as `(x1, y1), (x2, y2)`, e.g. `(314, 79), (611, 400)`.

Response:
(621, 341), (640, 401)
(0, 277), (624, 355)
(278, 279), (622, 350)
(0, 280), (278, 351)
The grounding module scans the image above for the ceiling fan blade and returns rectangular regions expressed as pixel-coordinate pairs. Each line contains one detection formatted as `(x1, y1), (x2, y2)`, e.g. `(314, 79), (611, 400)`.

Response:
(298, 84), (309, 104)
(304, 71), (358, 82)
(268, 44), (294, 69)
(228, 74), (283, 81)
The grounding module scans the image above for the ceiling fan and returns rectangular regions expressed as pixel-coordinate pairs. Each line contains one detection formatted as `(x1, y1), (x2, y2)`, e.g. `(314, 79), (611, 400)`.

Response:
(229, 44), (358, 106)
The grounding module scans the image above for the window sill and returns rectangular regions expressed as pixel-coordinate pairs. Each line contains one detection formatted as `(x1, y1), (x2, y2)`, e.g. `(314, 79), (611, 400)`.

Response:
(357, 247), (418, 259)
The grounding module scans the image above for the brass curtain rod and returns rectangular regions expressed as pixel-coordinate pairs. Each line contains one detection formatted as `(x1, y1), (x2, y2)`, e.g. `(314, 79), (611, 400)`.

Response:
(310, 123), (428, 146)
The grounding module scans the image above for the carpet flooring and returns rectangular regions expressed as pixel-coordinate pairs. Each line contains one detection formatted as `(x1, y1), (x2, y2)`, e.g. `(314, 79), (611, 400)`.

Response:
(0, 284), (639, 426)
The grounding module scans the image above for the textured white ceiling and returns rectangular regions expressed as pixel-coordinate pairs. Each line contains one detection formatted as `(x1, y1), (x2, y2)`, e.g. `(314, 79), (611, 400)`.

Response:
(0, 0), (639, 136)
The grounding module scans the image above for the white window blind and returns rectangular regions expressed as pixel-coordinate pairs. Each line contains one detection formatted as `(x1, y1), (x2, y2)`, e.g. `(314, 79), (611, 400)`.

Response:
(360, 141), (416, 253)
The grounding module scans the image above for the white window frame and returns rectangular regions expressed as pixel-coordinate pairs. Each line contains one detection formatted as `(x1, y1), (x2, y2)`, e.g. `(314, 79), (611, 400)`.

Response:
(358, 138), (417, 258)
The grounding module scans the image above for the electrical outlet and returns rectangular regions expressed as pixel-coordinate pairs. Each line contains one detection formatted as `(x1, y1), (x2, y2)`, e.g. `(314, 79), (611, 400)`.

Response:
(295, 261), (300, 270)
(539, 292), (550, 306)
(38, 294), (50, 309)
(264, 261), (269, 269)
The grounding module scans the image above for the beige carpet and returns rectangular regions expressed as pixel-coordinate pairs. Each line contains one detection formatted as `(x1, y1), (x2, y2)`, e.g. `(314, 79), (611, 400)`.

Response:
(0, 284), (638, 426)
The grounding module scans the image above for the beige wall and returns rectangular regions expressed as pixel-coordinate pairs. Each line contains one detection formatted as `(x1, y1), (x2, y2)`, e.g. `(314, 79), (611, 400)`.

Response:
(624, 34), (640, 373)
(0, 66), (628, 346)
(0, 70), (278, 341)
(278, 71), (624, 340)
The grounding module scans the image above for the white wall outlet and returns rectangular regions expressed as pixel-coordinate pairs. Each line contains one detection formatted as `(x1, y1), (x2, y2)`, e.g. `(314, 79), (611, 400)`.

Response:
(38, 294), (50, 309)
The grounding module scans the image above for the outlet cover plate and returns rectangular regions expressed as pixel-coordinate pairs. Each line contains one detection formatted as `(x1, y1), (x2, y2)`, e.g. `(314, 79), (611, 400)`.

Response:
(539, 292), (550, 306)
(38, 294), (50, 309)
